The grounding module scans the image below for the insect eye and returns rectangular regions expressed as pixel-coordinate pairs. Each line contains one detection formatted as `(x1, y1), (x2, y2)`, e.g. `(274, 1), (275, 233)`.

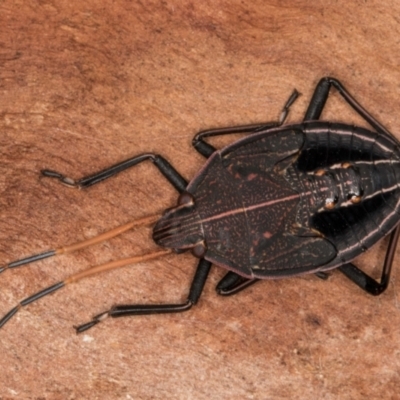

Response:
(178, 192), (195, 207)
(191, 241), (207, 258)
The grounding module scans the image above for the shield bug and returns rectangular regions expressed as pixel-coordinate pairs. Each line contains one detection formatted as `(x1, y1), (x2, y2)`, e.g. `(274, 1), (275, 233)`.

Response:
(1, 77), (399, 332)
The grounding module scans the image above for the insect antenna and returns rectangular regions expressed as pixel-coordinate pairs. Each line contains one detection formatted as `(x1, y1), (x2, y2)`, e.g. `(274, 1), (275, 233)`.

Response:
(0, 213), (166, 329)
(0, 248), (171, 329)
(0, 214), (161, 274)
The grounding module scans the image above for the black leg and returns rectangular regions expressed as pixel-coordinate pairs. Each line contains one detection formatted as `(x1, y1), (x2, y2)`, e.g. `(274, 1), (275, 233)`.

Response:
(0, 248), (173, 329)
(192, 89), (299, 158)
(216, 271), (258, 296)
(42, 153), (187, 193)
(216, 269), (330, 296)
(315, 271), (330, 280)
(338, 225), (400, 295)
(305, 77), (392, 136)
(75, 258), (212, 332)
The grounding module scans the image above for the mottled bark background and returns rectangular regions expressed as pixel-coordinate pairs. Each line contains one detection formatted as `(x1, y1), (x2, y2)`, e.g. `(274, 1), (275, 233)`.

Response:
(1, 1), (400, 399)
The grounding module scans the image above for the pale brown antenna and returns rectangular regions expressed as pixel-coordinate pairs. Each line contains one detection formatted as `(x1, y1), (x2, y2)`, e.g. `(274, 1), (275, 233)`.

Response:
(0, 213), (161, 274)
(0, 213), (165, 328)
(0, 248), (171, 329)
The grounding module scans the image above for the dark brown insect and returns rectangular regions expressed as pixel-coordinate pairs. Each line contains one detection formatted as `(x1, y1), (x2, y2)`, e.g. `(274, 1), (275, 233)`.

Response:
(1, 77), (399, 332)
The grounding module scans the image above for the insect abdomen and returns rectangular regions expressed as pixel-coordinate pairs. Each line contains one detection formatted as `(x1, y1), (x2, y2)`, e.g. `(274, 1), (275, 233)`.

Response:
(296, 122), (400, 269)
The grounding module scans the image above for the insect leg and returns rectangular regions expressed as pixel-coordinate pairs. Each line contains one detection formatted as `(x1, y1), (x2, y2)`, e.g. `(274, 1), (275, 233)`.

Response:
(75, 258), (212, 333)
(338, 225), (400, 295)
(192, 90), (299, 158)
(216, 269), (330, 296)
(216, 271), (258, 296)
(305, 77), (392, 136)
(192, 123), (276, 158)
(314, 271), (330, 280)
(0, 249), (171, 329)
(42, 153), (187, 193)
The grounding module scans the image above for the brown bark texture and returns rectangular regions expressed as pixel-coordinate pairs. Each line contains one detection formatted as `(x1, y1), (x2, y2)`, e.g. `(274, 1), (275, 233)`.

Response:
(1, 1), (400, 399)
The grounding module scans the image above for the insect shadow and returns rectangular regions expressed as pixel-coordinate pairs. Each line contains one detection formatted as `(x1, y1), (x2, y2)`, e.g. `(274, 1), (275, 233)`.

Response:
(1, 77), (399, 332)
